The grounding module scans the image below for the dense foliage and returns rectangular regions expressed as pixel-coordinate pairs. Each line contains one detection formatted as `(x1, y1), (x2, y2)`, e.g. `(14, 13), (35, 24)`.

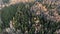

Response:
(1, 1), (60, 34)
(1, 4), (18, 28)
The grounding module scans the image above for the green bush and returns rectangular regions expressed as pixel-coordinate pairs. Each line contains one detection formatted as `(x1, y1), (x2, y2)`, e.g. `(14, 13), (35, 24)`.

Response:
(1, 4), (18, 28)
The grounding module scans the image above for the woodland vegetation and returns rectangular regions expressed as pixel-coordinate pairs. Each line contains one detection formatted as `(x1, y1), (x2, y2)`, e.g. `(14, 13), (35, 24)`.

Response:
(0, 0), (60, 34)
